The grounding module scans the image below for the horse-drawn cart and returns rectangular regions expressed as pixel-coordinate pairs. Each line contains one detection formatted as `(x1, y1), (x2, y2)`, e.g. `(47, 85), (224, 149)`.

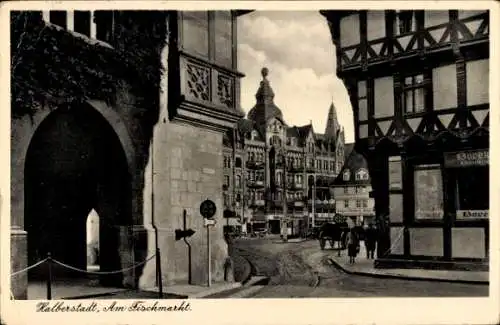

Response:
(317, 221), (349, 250)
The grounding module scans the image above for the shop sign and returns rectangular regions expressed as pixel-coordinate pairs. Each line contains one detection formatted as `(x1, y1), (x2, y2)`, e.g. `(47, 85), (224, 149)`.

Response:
(444, 149), (489, 168)
(456, 210), (489, 219)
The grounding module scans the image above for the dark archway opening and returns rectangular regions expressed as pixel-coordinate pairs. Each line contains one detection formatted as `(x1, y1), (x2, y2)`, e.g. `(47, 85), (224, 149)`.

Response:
(25, 102), (132, 287)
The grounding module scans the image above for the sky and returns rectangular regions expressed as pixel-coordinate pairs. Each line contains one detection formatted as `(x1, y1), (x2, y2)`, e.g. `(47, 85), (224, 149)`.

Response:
(237, 10), (355, 143)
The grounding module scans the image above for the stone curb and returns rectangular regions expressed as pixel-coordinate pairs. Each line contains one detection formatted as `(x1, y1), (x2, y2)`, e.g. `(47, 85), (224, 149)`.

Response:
(327, 258), (489, 285)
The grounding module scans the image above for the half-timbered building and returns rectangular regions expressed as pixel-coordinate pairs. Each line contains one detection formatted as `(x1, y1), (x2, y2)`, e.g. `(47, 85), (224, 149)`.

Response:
(321, 10), (489, 270)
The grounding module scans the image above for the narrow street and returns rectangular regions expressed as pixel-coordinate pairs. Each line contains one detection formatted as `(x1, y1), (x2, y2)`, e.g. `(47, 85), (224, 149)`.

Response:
(230, 238), (488, 298)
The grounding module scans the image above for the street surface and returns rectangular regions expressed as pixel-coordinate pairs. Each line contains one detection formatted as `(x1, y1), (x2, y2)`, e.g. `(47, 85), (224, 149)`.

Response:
(229, 237), (488, 298)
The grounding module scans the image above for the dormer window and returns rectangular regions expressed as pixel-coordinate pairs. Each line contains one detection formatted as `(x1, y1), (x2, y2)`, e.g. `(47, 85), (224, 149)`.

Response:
(251, 130), (258, 140)
(343, 170), (351, 181)
(394, 10), (417, 35)
(355, 168), (369, 181)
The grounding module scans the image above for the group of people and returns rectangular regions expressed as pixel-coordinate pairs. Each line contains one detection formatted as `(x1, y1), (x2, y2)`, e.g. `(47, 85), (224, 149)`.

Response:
(346, 223), (378, 264)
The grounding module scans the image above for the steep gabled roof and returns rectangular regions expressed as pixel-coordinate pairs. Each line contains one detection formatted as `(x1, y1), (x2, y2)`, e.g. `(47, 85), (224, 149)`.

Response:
(344, 143), (355, 162)
(332, 146), (370, 186)
(286, 126), (300, 138)
(237, 118), (264, 141)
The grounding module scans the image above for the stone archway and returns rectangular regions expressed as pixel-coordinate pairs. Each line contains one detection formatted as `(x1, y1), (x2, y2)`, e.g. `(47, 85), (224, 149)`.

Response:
(24, 101), (134, 287)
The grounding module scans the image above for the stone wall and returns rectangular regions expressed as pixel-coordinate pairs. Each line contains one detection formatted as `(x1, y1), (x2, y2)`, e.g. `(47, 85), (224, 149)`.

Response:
(139, 118), (228, 287)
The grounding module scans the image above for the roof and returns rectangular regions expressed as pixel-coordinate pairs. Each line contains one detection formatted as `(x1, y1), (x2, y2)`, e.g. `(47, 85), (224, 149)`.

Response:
(332, 146), (371, 186)
(247, 68), (284, 127)
(344, 143), (355, 162)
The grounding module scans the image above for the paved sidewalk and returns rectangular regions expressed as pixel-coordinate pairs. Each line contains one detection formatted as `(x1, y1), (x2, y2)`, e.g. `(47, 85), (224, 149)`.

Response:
(328, 244), (489, 284)
(28, 280), (129, 300)
(143, 281), (242, 298)
(26, 279), (244, 300)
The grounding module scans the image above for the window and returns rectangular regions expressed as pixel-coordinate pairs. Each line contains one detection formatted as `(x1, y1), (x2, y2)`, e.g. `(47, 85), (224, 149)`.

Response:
(94, 11), (114, 43)
(74, 11), (91, 37)
(402, 74), (428, 114)
(251, 131), (258, 140)
(344, 187), (349, 194)
(235, 157), (242, 168)
(214, 11), (233, 68)
(324, 161), (328, 170)
(330, 161), (335, 171)
(362, 200), (368, 208)
(358, 80), (368, 121)
(236, 175), (241, 188)
(49, 11), (67, 28)
(343, 170), (351, 181)
(181, 11), (234, 69)
(277, 172), (283, 186)
(452, 166), (489, 214)
(355, 186), (363, 193)
(224, 175), (230, 187)
(394, 10), (416, 35)
(356, 200), (362, 208)
(355, 169), (369, 181)
(344, 200), (349, 208)
(182, 11), (209, 59)
(414, 164), (444, 220)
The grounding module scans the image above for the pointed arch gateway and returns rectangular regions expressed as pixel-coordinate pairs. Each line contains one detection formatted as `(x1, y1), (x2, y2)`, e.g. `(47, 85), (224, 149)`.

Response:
(24, 100), (136, 287)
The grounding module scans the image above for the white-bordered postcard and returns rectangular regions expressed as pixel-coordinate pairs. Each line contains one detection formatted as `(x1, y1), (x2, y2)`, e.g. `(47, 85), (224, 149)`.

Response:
(1, 1), (499, 325)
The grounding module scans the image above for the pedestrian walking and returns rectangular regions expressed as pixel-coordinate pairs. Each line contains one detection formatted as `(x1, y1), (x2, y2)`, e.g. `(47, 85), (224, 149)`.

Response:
(364, 223), (377, 259)
(346, 228), (360, 264)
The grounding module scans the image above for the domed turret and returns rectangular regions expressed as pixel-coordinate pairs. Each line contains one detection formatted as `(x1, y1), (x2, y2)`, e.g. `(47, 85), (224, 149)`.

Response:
(247, 68), (284, 126)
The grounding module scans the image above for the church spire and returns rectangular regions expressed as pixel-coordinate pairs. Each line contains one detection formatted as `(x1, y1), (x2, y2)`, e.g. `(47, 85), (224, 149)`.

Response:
(325, 101), (340, 141)
(255, 67), (275, 105)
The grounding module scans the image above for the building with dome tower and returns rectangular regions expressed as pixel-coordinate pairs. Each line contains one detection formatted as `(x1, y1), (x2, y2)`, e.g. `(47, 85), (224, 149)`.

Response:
(222, 68), (345, 236)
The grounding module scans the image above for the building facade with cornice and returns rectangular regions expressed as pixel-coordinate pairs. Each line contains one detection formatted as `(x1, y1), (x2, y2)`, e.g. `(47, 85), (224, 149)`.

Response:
(222, 68), (345, 236)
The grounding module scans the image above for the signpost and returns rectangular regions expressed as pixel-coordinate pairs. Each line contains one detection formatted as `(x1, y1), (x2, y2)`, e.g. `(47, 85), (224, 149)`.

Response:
(200, 199), (216, 287)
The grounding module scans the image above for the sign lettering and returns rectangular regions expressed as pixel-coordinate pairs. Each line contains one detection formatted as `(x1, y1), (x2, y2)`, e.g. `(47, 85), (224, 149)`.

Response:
(444, 149), (489, 168)
(456, 210), (489, 219)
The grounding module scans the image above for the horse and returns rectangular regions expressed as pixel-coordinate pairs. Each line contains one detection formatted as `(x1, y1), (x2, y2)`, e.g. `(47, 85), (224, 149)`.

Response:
(318, 222), (349, 255)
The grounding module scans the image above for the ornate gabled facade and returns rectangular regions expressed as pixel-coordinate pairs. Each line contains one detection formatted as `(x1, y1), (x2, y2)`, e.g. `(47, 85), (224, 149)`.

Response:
(321, 10), (489, 271)
(222, 68), (345, 236)
(332, 144), (375, 227)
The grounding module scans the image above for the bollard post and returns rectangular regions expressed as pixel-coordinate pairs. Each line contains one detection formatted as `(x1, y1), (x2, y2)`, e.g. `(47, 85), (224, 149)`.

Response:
(46, 252), (52, 300)
(156, 247), (163, 298)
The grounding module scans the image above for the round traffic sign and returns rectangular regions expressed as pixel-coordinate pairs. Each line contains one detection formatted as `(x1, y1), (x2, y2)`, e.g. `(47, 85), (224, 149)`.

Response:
(200, 199), (216, 219)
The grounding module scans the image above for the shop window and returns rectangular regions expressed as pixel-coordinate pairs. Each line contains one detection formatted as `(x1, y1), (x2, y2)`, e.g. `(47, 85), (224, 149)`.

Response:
(452, 166), (489, 217)
(402, 73), (430, 115)
(414, 164), (444, 220)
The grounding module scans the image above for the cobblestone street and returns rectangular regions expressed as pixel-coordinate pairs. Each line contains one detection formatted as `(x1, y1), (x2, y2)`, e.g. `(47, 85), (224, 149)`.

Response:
(230, 238), (488, 298)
